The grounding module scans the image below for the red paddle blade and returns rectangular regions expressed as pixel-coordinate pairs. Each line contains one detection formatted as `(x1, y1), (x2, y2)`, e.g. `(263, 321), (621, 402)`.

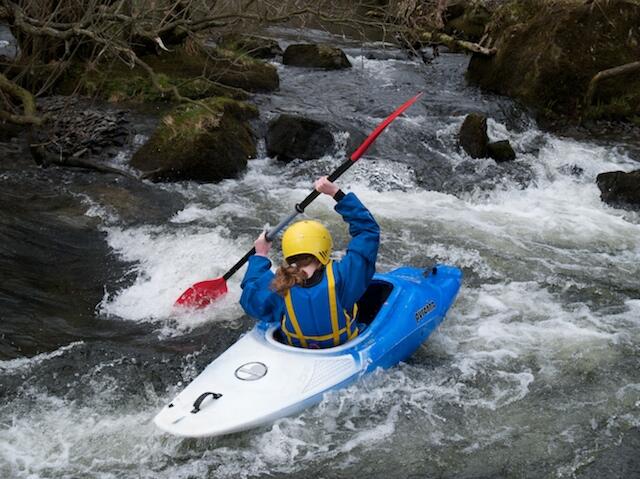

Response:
(350, 92), (424, 162)
(174, 277), (228, 308)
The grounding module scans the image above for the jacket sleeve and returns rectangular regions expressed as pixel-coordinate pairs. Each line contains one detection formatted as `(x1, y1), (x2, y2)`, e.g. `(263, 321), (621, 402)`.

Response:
(239, 255), (283, 323)
(333, 192), (380, 309)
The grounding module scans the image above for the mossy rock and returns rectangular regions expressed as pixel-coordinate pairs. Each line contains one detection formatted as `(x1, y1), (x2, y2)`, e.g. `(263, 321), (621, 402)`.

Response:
(57, 44), (278, 102)
(130, 97), (258, 182)
(142, 46), (279, 92)
(58, 62), (249, 103)
(467, 0), (640, 122)
(217, 34), (283, 59)
(283, 44), (352, 70)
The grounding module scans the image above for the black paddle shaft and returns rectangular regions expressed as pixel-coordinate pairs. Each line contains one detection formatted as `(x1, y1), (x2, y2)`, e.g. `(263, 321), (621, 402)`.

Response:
(222, 158), (355, 281)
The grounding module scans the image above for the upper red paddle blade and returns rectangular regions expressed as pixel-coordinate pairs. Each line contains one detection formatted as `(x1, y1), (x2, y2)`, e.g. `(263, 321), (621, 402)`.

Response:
(174, 277), (228, 308)
(350, 92), (423, 162)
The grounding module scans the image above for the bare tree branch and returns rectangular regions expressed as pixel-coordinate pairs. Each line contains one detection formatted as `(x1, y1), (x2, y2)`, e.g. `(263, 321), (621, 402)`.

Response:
(585, 60), (640, 106)
(0, 71), (44, 124)
(420, 31), (497, 56)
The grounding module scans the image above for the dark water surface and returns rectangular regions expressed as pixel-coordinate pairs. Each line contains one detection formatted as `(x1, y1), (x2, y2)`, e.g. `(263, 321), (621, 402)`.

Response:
(1, 27), (640, 479)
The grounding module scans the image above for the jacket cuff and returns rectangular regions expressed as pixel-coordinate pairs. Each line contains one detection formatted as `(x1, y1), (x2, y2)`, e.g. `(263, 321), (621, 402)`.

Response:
(248, 254), (272, 269)
(333, 189), (346, 202)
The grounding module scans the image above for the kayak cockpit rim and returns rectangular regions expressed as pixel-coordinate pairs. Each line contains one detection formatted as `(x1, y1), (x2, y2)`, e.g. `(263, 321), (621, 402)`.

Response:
(263, 278), (398, 355)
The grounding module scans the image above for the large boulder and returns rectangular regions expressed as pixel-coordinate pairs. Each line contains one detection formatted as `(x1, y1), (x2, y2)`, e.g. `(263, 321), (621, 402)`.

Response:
(467, 0), (640, 122)
(596, 170), (640, 209)
(266, 115), (334, 163)
(59, 45), (278, 102)
(283, 44), (352, 69)
(131, 97), (258, 182)
(144, 46), (279, 93)
(217, 34), (283, 59)
(459, 113), (488, 158)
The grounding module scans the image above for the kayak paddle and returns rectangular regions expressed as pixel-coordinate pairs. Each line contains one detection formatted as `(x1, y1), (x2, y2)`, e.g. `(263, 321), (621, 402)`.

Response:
(175, 92), (424, 308)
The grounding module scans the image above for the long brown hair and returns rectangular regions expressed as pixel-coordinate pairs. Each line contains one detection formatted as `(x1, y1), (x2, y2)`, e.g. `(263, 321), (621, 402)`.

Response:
(271, 254), (320, 296)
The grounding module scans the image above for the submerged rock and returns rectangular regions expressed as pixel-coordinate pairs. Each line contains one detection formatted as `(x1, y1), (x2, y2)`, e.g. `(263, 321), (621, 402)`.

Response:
(459, 113), (488, 158)
(487, 140), (516, 162)
(131, 97), (258, 182)
(283, 44), (352, 70)
(217, 34), (283, 59)
(596, 170), (640, 209)
(266, 115), (334, 163)
(413, 149), (533, 194)
(467, 0), (640, 122)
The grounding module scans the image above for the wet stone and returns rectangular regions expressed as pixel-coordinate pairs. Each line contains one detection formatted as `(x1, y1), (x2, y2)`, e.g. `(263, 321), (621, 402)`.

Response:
(266, 114), (335, 163)
(596, 169), (640, 210)
(283, 44), (352, 69)
(459, 113), (489, 158)
(487, 140), (516, 162)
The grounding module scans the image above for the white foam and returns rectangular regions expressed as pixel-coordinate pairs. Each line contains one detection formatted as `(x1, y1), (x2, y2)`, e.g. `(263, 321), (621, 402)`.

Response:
(97, 224), (247, 331)
(0, 342), (84, 373)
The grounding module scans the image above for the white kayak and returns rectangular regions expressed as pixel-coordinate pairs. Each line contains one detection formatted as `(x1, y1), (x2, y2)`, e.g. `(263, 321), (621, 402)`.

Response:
(154, 265), (462, 438)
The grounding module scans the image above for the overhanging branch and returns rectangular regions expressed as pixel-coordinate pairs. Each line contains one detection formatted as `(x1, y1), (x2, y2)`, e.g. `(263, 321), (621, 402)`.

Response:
(0, 72), (44, 125)
(420, 31), (497, 56)
(585, 60), (640, 106)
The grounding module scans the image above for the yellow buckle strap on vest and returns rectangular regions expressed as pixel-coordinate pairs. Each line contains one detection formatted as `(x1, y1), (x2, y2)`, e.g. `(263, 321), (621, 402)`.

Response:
(325, 261), (341, 346)
(281, 322), (349, 342)
(284, 291), (308, 348)
(346, 303), (359, 340)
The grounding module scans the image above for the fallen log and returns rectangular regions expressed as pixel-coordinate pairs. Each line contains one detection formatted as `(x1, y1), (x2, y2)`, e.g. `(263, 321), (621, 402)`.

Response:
(420, 31), (496, 56)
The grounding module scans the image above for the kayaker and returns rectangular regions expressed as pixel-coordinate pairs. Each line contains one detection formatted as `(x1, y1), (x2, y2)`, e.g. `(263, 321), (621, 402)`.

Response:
(240, 176), (380, 348)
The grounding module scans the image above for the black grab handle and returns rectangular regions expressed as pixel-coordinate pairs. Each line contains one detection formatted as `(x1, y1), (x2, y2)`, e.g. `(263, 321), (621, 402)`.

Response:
(191, 392), (222, 414)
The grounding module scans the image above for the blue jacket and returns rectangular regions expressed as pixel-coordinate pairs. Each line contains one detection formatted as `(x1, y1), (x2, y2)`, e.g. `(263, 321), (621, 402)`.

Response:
(240, 193), (380, 348)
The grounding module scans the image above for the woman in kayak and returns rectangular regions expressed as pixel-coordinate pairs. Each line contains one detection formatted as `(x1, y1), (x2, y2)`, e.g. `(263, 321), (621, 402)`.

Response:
(240, 176), (380, 349)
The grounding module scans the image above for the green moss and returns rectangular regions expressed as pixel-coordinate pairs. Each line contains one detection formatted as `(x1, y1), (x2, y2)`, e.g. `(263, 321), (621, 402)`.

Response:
(56, 44), (277, 103)
(60, 61), (251, 103)
(467, 0), (640, 123)
(585, 94), (640, 121)
(156, 97), (257, 142)
(217, 34), (282, 59)
(131, 96), (259, 182)
(142, 46), (279, 92)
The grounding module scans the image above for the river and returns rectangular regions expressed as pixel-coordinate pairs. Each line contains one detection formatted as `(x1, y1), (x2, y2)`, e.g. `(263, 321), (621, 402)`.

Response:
(1, 27), (639, 478)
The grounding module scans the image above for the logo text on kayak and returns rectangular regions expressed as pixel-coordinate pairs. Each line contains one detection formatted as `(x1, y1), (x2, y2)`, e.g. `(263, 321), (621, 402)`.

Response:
(415, 301), (436, 322)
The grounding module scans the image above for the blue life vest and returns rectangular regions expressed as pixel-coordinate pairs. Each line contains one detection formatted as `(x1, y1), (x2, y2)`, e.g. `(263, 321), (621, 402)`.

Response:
(281, 261), (359, 349)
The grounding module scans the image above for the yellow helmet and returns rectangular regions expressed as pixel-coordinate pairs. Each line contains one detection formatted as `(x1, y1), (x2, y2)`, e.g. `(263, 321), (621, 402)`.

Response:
(281, 220), (333, 265)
